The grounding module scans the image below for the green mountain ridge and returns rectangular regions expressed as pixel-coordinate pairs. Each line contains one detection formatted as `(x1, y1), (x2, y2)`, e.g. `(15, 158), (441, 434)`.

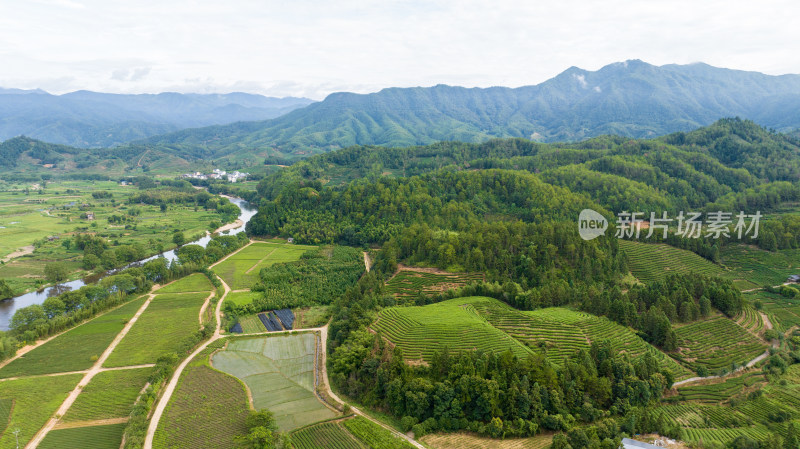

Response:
(130, 60), (800, 162)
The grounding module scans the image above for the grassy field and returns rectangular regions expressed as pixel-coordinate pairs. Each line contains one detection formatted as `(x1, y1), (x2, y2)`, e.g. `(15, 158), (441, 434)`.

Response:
(153, 348), (250, 449)
(62, 367), (150, 422)
(104, 292), (207, 367)
(619, 240), (726, 284)
(212, 333), (337, 431)
(421, 432), (553, 449)
(342, 416), (417, 449)
(157, 273), (213, 294)
(370, 297), (532, 363)
(0, 296), (146, 378)
(0, 180), (229, 294)
(0, 374), (82, 449)
(294, 306), (331, 328)
(466, 298), (693, 378)
(673, 316), (768, 372)
(384, 269), (484, 299)
(214, 242), (312, 290)
(292, 421), (367, 449)
(38, 423), (127, 449)
(0, 398), (11, 436)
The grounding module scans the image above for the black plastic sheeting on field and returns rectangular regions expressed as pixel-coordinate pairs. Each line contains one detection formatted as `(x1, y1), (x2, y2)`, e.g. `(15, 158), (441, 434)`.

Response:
(274, 309), (294, 330)
(230, 322), (243, 333)
(258, 312), (282, 331)
(267, 311), (283, 331)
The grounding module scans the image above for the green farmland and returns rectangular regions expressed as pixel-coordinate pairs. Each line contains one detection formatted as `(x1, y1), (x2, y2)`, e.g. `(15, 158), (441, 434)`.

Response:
(620, 240), (726, 284)
(104, 292), (208, 367)
(213, 242), (312, 290)
(212, 333), (337, 431)
(673, 316), (768, 372)
(0, 296), (146, 378)
(370, 297), (532, 362)
(62, 367), (151, 422)
(38, 423), (127, 449)
(384, 269), (484, 299)
(292, 421), (367, 449)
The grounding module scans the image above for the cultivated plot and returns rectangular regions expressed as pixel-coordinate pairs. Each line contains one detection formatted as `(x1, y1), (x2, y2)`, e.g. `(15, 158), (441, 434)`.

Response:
(371, 297), (533, 362)
(103, 292), (208, 367)
(0, 374), (82, 449)
(0, 296), (146, 378)
(673, 316), (768, 372)
(620, 240), (725, 284)
(156, 273), (214, 293)
(212, 333), (336, 431)
(38, 423), (127, 449)
(214, 242), (311, 290)
(62, 367), (150, 422)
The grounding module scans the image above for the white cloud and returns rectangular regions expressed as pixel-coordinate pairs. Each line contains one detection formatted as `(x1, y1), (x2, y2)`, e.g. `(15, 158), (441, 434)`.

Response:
(573, 74), (588, 88)
(594, 86), (602, 93)
(0, 0), (798, 99)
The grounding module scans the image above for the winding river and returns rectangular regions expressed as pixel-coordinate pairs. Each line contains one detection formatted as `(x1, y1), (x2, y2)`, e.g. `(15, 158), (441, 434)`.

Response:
(0, 196), (257, 330)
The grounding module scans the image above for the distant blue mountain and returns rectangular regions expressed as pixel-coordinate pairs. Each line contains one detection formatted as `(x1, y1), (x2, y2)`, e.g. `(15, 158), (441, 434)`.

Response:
(0, 90), (313, 147)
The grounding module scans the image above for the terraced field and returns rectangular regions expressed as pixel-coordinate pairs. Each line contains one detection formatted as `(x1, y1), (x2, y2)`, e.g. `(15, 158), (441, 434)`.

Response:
(157, 273), (213, 293)
(212, 333), (337, 431)
(673, 316), (768, 372)
(464, 297), (693, 378)
(292, 421), (367, 449)
(104, 292), (208, 367)
(0, 374), (82, 449)
(153, 347), (250, 449)
(720, 244), (800, 288)
(38, 423), (127, 449)
(62, 367), (150, 422)
(370, 297), (532, 362)
(421, 432), (554, 449)
(619, 240), (725, 284)
(735, 305), (766, 337)
(385, 269), (484, 298)
(673, 371), (765, 403)
(214, 242), (312, 290)
(747, 289), (800, 333)
(0, 296), (146, 378)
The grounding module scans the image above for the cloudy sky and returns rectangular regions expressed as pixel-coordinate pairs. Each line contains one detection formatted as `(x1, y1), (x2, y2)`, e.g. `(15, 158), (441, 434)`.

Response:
(1, 0), (798, 100)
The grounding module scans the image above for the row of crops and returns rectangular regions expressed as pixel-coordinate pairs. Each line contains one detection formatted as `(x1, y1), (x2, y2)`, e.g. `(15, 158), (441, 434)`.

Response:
(292, 416), (417, 449)
(673, 316), (767, 372)
(466, 298), (693, 378)
(370, 298), (532, 362)
(619, 240), (725, 284)
(673, 372), (765, 403)
(233, 308), (295, 333)
(720, 244), (800, 288)
(735, 305), (765, 336)
(384, 269), (484, 298)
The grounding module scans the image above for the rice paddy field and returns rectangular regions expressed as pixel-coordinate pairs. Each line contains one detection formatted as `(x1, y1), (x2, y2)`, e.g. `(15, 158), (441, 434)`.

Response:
(103, 292), (208, 367)
(62, 367), (150, 422)
(421, 432), (554, 449)
(466, 298), (694, 378)
(211, 333), (337, 431)
(157, 273), (213, 294)
(0, 296), (146, 378)
(38, 423), (128, 449)
(619, 240), (726, 284)
(0, 374), (82, 449)
(370, 297), (532, 362)
(384, 269), (484, 298)
(153, 346), (250, 449)
(213, 242), (312, 290)
(672, 316), (768, 372)
(292, 421), (367, 449)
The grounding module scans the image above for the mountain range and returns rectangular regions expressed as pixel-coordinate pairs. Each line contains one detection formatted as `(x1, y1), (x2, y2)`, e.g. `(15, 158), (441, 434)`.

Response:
(130, 60), (800, 161)
(0, 89), (313, 148)
(2, 60), (800, 169)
